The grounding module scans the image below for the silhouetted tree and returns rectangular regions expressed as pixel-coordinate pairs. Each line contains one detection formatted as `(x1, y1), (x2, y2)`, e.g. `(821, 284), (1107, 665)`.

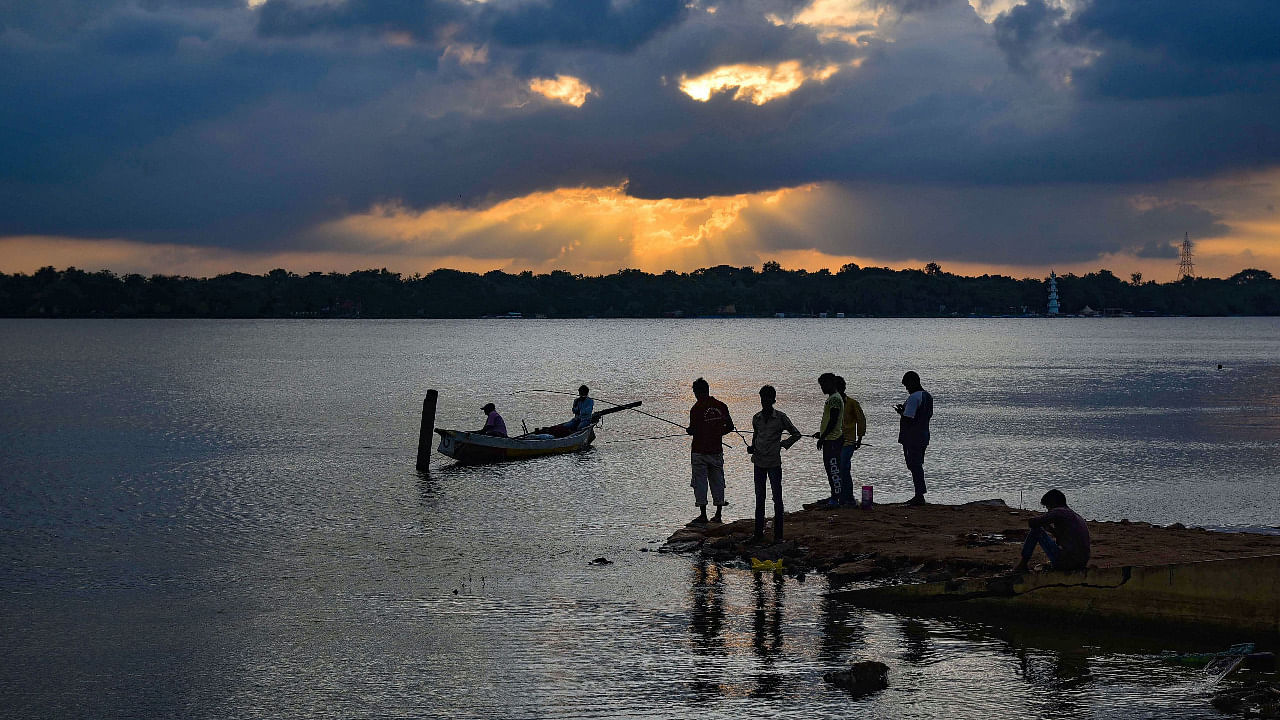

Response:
(1, 264), (1277, 318)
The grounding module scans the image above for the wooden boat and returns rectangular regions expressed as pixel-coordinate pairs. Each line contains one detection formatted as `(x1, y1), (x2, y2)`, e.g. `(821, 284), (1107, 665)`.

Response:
(434, 401), (640, 465)
(435, 425), (595, 464)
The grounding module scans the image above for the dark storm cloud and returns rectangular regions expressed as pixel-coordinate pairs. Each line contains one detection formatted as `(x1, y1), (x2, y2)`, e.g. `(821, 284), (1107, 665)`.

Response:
(743, 185), (1229, 265)
(997, 0), (1280, 98)
(1135, 239), (1178, 259)
(256, 0), (465, 42)
(0, 0), (1277, 268)
(0, 0), (240, 39)
(992, 0), (1063, 71)
(488, 0), (687, 52)
(254, 0), (687, 53)
(1067, 0), (1280, 65)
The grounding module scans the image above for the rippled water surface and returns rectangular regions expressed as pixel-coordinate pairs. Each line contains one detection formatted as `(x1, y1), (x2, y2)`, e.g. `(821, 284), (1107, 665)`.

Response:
(2, 318), (1279, 718)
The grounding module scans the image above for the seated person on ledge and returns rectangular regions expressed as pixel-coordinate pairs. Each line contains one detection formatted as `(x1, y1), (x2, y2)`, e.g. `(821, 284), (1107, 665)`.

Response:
(1013, 489), (1091, 573)
(479, 403), (508, 437)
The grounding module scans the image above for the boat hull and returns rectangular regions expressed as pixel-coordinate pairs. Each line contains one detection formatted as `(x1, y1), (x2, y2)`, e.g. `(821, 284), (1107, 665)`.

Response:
(435, 426), (595, 464)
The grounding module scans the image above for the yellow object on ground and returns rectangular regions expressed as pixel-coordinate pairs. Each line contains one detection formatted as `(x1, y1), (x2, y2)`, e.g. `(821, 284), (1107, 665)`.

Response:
(751, 558), (784, 572)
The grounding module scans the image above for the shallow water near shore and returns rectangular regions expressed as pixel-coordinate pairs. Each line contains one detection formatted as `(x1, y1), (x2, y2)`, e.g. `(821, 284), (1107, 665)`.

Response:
(2, 317), (1279, 718)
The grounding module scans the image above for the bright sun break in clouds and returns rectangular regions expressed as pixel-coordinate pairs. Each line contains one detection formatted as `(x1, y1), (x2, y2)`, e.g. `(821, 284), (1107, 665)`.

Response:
(776, 0), (1037, 34)
(309, 183), (820, 272)
(528, 75), (594, 107)
(775, 0), (886, 33)
(679, 60), (846, 105)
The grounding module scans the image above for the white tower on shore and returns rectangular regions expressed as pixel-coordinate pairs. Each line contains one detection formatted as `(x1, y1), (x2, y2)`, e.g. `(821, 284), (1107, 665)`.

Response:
(1047, 271), (1060, 315)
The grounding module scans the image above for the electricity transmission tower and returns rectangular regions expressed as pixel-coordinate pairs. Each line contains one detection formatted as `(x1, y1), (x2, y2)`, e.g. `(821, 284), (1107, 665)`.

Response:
(1177, 232), (1195, 280)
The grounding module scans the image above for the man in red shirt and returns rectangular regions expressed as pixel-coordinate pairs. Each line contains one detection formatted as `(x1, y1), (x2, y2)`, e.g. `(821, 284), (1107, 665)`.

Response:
(686, 377), (734, 526)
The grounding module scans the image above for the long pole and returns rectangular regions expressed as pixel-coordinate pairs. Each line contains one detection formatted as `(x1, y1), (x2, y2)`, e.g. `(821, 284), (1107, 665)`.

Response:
(416, 389), (438, 472)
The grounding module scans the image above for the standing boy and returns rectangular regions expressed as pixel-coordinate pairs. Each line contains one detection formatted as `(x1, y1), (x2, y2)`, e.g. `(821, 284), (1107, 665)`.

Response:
(748, 385), (802, 542)
(834, 376), (866, 506)
(894, 371), (933, 505)
(812, 373), (844, 507)
(687, 377), (734, 526)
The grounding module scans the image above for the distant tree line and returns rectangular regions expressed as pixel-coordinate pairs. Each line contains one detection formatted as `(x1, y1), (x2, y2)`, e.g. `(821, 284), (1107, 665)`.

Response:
(1, 263), (1278, 318)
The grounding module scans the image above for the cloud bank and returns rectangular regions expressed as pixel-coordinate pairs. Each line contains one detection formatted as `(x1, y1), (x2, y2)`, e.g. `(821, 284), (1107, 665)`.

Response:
(1, 0), (1278, 275)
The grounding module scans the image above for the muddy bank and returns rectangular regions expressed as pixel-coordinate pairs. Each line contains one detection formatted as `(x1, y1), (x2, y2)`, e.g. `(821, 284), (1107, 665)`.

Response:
(662, 499), (1280, 586)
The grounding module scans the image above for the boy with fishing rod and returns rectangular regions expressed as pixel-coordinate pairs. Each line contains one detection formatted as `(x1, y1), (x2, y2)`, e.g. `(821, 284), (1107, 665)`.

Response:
(686, 377), (736, 526)
(746, 385), (802, 543)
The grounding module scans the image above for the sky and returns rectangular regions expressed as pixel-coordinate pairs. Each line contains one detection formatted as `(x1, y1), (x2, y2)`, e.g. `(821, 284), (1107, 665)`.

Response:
(1, 0), (1279, 281)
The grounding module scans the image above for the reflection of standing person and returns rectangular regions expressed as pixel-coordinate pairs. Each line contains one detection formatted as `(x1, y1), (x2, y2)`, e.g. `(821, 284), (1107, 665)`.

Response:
(748, 385), (801, 543)
(690, 557), (725, 654)
(813, 373), (844, 507)
(834, 376), (866, 507)
(751, 571), (785, 659)
(894, 371), (933, 505)
(687, 377), (734, 526)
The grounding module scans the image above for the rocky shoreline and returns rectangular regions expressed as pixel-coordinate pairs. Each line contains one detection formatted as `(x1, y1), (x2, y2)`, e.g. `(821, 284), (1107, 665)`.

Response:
(661, 499), (1280, 588)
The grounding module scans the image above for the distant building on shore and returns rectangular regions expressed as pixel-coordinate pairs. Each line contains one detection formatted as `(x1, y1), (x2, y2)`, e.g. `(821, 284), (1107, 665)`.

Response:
(1047, 271), (1061, 315)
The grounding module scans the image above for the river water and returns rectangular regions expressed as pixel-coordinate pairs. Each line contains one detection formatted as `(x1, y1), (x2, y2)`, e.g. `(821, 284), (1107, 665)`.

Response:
(2, 318), (1279, 719)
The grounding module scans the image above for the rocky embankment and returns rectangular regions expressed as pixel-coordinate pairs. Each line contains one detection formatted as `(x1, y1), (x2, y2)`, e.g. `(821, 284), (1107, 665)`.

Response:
(662, 499), (1280, 587)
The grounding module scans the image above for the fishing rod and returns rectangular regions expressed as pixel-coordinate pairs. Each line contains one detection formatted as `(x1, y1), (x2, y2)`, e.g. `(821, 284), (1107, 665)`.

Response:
(516, 388), (732, 448)
(734, 429), (873, 447)
(518, 389), (689, 429)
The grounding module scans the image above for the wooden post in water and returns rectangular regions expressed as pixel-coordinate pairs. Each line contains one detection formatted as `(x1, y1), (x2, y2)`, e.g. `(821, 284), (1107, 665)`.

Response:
(416, 389), (438, 472)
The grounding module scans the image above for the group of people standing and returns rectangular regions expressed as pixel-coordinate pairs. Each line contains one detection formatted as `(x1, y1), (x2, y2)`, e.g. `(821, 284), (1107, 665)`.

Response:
(684, 372), (933, 543)
(478, 376), (1089, 572)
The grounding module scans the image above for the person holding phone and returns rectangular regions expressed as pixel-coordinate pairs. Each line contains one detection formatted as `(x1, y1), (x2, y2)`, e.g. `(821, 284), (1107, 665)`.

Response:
(895, 371), (933, 506)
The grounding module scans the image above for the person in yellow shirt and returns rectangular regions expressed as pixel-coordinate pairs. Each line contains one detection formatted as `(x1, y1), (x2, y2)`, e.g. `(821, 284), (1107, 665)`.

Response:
(834, 376), (866, 506)
(812, 373), (844, 508)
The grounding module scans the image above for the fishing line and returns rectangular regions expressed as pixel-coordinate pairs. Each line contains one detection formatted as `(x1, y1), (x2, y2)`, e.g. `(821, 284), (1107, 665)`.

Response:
(598, 433), (689, 444)
(516, 388), (732, 448)
(516, 388), (684, 428)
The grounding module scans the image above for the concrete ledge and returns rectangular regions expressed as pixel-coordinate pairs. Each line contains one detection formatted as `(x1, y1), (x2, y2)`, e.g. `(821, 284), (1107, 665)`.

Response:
(831, 554), (1280, 634)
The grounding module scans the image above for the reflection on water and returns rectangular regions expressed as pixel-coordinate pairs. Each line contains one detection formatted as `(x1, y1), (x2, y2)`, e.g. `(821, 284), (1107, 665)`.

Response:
(690, 558), (726, 655)
(820, 586), (864, 662)
(749, 572), (784, 699)
(2, 318), (1277, 718)
(900, 618), (933, 665)
(671, 560), (1218, 719)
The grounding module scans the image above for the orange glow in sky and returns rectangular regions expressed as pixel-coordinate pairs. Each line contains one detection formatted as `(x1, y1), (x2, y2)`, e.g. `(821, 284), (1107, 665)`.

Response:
(528, 75), (594, 107)
(4, 177), (1278, 280)
(679, 61), (846, 105)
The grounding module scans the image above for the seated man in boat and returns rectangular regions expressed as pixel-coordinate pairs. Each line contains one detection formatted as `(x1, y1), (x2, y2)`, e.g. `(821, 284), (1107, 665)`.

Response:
(1013, 489), (1091, 573)
(534, 386), (595, 438)
(566, 385), (595, 431)
(478, 403), (508, 437)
